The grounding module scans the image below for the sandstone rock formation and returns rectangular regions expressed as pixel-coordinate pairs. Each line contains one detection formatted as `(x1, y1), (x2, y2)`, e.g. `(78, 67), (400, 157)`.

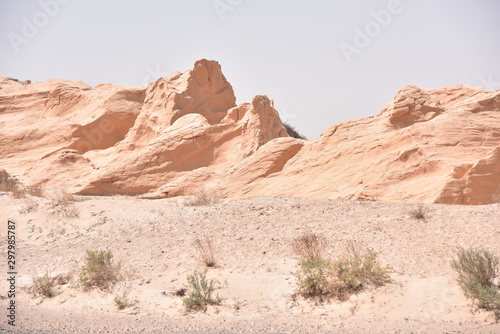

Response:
(1, 61), (499, 204)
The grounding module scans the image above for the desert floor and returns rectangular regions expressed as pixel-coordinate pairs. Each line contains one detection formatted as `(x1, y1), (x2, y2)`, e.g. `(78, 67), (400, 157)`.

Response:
(1, 194), (499, 333)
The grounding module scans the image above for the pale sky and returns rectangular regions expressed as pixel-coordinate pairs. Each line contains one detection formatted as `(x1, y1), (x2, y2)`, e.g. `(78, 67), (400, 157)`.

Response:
(1, 0), (499, 139)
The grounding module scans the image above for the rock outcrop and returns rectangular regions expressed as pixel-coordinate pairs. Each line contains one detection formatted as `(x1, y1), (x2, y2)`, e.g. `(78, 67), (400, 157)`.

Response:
(1, 61), (499, 204)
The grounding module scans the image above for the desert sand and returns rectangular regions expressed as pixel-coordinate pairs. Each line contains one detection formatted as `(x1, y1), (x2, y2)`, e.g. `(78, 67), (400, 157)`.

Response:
(0, 194), (499, 333)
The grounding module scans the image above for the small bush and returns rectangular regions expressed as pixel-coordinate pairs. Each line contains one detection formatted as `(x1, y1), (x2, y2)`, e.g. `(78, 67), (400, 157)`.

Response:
(295, 257), (331, 298)
(183, 270), (221, 311)
(185, 189), (221, 206)
(30, 272), (55, 298)
(410, 203), (427, 220)
(451, 247), (500, 321)
(292, 232), (327, 261)
(283, 122), (307, 140)
(330, 245), (390, 301)
(114, 291), (129, 310)
(193, 237), (216, 267)
(79, 249), (120, 290)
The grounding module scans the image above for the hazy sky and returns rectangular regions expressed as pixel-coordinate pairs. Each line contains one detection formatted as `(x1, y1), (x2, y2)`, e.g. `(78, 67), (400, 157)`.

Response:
(1, 0), (499, 139)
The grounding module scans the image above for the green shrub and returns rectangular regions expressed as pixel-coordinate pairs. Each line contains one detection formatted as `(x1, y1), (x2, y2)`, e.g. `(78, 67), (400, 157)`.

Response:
(79, 249), (120, 290)
(295, 257), (331, 298)
(330, 246), (389, 300)
(451, 247), (500, 321)
(183, 270), (221, 311)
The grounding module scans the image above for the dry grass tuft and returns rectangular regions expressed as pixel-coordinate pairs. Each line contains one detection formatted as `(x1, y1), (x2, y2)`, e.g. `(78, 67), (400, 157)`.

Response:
(292, 232), (327, 261)
(193, 237), (216, 267)
(18, 198), (39, 214)
(50, 188), (79, 217)
(410, 203), (427, 220)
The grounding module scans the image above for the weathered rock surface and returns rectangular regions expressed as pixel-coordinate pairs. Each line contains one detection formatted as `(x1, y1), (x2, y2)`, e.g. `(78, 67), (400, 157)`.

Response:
(1, 61), (499, 204)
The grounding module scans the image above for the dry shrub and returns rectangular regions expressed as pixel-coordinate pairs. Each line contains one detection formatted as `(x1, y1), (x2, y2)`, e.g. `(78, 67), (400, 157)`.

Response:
(292, 232), (327, 261)
(18, 198), (39, 214)
(451, 247), (500, 321)
(185, 189), (221, 206)
(410, 203), (427, 220)
(50, 188), (79, 217)
(29, 272), (56, 298)
(79, 249), (121, 291)
(193, 237), (216, 267)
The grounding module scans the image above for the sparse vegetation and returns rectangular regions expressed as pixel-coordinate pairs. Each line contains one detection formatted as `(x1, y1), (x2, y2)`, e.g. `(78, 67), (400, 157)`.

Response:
(18, 198), (39, 214)
(283, 122), (307, 140)
(79, 249), (121, 290)
(29, 272), (56, 298)
(292, 232), (326, 261)
(183, 270), (221, 311)
(293, 236), (390, 301)
(451, 247), (500, 321)
(193, 237), (216, 267)
(410, 203), (427, 220)
(50, 188), (79, 217)
(330, 245), (390, 301)
(185, 189), (221, 206)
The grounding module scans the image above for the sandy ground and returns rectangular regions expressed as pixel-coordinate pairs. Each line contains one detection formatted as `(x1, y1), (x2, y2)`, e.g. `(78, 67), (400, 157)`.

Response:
(1, 194), (499, 333)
